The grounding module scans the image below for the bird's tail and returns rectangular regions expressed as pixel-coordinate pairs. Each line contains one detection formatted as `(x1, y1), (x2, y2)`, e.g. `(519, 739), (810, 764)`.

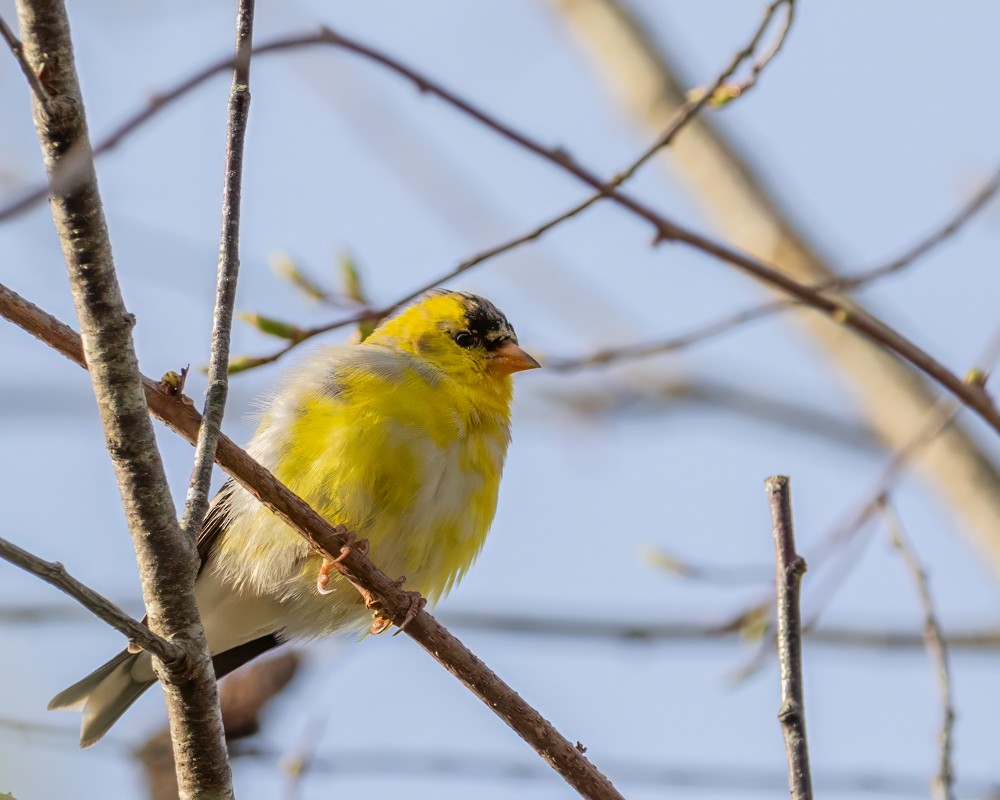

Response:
(48, 649), (156, 748)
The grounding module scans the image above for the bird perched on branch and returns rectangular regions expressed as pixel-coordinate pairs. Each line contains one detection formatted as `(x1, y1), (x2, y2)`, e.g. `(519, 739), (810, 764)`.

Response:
(50, 290), (539, 747)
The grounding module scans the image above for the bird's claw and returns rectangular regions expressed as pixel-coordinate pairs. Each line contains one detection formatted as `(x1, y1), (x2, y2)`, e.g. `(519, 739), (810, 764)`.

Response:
(316, 533), (370, 595)
(366, 576), (427, 635)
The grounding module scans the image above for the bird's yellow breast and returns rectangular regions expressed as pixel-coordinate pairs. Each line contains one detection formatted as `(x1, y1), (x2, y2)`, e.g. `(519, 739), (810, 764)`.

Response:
(213, 344), (512, 635)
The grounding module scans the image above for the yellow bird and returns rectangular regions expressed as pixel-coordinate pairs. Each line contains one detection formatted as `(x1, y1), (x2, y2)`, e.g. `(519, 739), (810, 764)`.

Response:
(50, 290), (539, 747)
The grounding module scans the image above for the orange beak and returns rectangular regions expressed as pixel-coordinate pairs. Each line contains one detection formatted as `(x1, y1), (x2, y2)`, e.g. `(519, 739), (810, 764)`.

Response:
(489, 341), (541, 376)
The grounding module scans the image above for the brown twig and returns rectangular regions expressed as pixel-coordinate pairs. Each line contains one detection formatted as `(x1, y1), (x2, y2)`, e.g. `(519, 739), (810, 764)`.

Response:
(0, 536), (179, 663)
(765, 476), (813, 800)
(549, 164), (1000, 372)
(0, 282), (624, 800)
(0, 11), (53, 115)
(13, 0), (231, 791)
(179, 0), (255, 539)
(880, 502), (956, 800)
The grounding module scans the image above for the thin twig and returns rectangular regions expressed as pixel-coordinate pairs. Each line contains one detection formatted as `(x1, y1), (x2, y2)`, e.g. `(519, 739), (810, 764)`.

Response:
(179, 0), (255, 539)
(0, 12), (53, 115)
(765, 475), (813, 800)
(0, 536), (179, 663)
(880, 502), (956, 800)
(550, 164), (1000, 372)
(0, 282), (625, 800)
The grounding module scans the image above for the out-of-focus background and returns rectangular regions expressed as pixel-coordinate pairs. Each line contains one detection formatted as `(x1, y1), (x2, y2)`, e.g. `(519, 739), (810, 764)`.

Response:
(3, 1), (1000, 798)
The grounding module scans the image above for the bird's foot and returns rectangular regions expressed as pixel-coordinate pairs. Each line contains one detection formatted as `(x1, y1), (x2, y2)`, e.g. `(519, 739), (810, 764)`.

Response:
(367, 576), (427, 635)
(316, 533), (370, 595)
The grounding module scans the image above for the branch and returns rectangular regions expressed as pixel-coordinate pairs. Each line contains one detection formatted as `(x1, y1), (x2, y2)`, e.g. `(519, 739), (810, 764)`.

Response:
(13, 1), (231, 794)
(0, 536), (179, 663)
(549, 164), (1000, 372)
(179, 0), (254, 539)
(137, 653), (301, 800)
(0, 283), (625, 800)
(0, 11), (52, 115)
(881, 503), (956, 800)
(765, 476), (813, 800)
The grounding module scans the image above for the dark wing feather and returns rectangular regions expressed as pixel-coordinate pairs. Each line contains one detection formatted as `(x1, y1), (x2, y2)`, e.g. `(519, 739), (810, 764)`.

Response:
(212, 633), (283, 680)
(197, 479), (238, 574)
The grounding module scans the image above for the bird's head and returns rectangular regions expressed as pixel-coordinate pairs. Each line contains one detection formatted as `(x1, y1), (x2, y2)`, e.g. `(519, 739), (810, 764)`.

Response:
(366, 291), (540, 384)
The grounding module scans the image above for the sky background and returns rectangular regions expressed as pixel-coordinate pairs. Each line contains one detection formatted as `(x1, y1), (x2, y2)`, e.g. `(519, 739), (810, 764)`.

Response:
(2, 1), (1000, 798)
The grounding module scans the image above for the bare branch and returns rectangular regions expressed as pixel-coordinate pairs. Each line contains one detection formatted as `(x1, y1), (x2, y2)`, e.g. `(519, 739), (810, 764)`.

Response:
(179, 0), (255, 539)
(0, 536), (179, 663)
(881, 503), (956, 800)
(766, 476), (813, 800)
(0, 282), (625, 800)
(137, 653), (301, 800)
(550, 164), (1000, 371)
(0, 11), (52, 115)
(13, 0), (230, 793)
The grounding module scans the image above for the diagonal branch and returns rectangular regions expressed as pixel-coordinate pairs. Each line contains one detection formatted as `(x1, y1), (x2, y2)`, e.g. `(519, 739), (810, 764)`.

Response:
(548, 164), (1000, 372)
(881, 502), (956, 800)
(0, 282), (625, 800)
(0, 536), (179, 663)
(0, 11), (52, 115)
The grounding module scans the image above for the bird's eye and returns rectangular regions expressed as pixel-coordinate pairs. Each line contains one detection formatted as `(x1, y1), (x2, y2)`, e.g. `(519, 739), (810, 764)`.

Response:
(454, 331), (477, 348)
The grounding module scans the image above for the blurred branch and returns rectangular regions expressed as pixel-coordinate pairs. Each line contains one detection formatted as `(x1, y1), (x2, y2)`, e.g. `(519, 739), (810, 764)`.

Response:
(0, 536), (179, 662)
(179, 0), (254, 540)
(549, 165), (1000, 372)
(13, 0), (230, 793)
(0, 283), (624, 800)
(0, 11), (53, 115)
(766, 476), (813, 800)
(7, 601), (1000, 651)
(544, 375), (879, 453)
(234, 746), (1000, 796)
(137, 653), (301, 800)
(3, 711), (995, 797)
(881, 503), (956, 800)
(554, 0), (1000, 576)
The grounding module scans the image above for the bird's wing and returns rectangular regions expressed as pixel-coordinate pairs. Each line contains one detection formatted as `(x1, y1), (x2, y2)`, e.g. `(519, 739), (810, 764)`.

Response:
(196, 479), (237, 575)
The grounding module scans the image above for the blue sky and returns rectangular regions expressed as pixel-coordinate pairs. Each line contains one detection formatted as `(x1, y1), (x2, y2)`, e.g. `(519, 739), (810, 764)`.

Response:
(2, 1), (1000, 798)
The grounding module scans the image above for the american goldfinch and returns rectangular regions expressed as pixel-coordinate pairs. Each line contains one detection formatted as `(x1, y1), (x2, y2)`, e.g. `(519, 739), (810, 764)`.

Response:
(50, 290), (539, 747)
